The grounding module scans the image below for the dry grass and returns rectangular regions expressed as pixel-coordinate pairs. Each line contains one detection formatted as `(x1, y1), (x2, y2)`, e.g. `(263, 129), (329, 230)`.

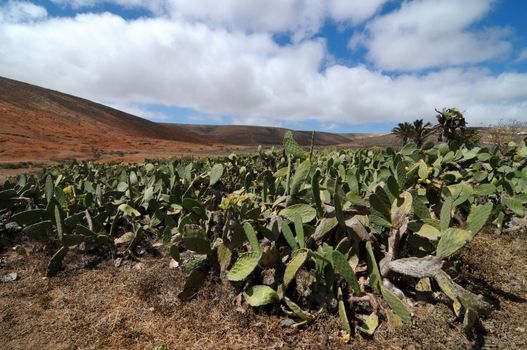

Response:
(1, 231), (526, 350)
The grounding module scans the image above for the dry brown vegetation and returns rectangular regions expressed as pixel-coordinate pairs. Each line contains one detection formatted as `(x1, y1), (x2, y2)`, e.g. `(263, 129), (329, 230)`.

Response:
(1, 231), (526, 349)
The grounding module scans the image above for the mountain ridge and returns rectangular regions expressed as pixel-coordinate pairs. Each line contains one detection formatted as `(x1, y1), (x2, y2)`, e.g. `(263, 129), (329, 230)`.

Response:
(0, 76), (392, 167)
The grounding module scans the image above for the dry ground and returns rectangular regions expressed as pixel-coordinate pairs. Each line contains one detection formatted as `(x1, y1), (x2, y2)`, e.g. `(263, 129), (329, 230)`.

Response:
(1, 230), (526, 350)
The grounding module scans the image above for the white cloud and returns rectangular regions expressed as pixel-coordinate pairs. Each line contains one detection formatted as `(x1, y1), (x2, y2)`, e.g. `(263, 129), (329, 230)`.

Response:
(51, 0), (165, 11)
(0, 12), (325, 115)
(328, 0), (388, 25)
(51, 0), (93, 8)
(50, 0), (388, 40)
(516, 48), (527, 63)
(0, 0), (47, 23)
(103, 101), (171, 121)
(0, 2), (525, 130)
(165, 0), (324, 41)
(352, 0), (512, 71)
(186, 114), (224, 124)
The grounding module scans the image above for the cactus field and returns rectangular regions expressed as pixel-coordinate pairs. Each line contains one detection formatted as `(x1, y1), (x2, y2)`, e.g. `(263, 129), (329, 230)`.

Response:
(1, 132), (527, 348)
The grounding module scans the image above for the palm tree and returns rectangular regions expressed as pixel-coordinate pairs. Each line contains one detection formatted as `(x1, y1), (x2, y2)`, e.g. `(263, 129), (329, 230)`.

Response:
(392, 122), (414, 145)
(411, 119), (434, 147)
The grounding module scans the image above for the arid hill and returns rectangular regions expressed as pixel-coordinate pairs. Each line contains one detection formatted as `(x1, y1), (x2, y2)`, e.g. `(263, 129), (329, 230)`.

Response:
(0, 75), (396, 172)
(0, 76), (218, 165)
(167, 124), (362, 145)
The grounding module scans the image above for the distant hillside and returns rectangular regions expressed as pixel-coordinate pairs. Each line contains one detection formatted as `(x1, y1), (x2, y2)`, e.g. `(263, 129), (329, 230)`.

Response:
(0, 76), (398, 169)
(165, 124), (360, 146)
(0, 76), (215, 164)
(0, 76), (209, 144)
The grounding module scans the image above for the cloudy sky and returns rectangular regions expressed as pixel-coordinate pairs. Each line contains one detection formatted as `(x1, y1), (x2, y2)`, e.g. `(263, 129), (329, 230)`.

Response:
(1, 0), (526, 132)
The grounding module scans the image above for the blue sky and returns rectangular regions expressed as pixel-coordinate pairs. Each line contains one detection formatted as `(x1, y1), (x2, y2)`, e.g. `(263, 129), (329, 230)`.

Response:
(1, 0), (526, 133)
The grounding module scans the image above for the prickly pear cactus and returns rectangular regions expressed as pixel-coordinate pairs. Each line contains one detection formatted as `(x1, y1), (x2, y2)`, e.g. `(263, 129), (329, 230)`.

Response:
(1, 128), (526, 337)
(283, 131), (305, 159)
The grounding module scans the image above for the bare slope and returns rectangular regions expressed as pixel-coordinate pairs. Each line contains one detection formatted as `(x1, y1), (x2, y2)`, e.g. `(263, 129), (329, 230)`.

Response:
(168, 124), (358, 145)
(0, 76), (211, 164)
(0, 76), (398, 167)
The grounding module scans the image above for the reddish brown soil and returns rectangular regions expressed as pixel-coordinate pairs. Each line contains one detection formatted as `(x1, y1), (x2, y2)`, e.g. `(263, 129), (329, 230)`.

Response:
(1, 231), (525, 350)
(0, 75), (398, 182)
(0, 76), (266, 182)
(0, 76), (219, 167)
